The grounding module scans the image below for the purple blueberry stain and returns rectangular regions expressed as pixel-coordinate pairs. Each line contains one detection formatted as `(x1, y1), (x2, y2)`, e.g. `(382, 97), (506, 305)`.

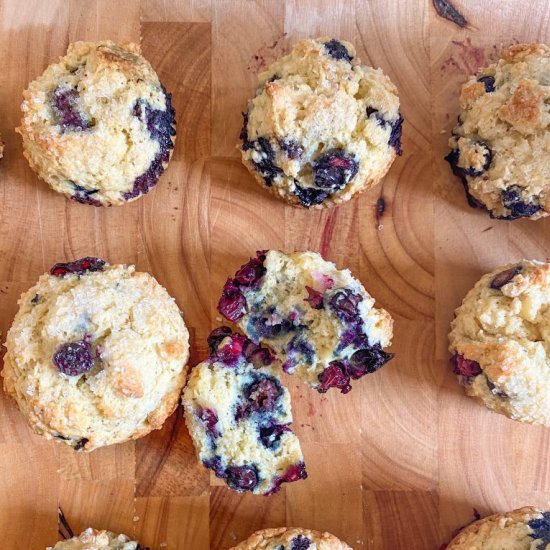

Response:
(267, 462), (308, 495)
(225, 464), (259, 492)
(51, 87), (93, 132)
(53, 337), (94, 376)
(323, 39), (353, 62)
(50, 257), (106, 277)
(312, 149), (359, 191)
(123, 86), (175, 201)
(490, 265), (522, 290)
(203, 456), (225, 478)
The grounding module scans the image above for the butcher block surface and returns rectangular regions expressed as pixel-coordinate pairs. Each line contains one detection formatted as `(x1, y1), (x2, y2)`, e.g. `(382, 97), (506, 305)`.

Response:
(1, 1), (550, 548)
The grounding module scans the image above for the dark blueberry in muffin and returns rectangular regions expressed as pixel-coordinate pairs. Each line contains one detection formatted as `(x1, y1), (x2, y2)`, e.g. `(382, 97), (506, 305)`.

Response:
(197, 407), (220, 437)
(347, 344), (394, 378)
(283, 336), (315, 373)
(234, 252), (267, 287)
(500, 186), (541, 219)
(51, 87), (93, 132)
(280, 139), (304, 159)
(71, 182), (102, 207)
(291, 535), (312, 550)
(207, 326), (233, 352)
(259, 423), (291, 449)
(50, 257), (106, 277)
(312, 149), (359, 190)
(214, 332), (248, 365)
(218, 280), (247, 322)
(305, 286), (324, 309)
(73, 437), (89, 451)
(477, 75), (496, 92)
(490, 265), (523, 290)
(450, 354), (482, 378)
(31, 294), (40, 304)
(293, 184), (329, 207)
(317, 362), (352, 394)
(248, 307), (295, 340)
(329, 288), (363, 322)
(244, 375), (282, 414)
(250, 138), (283, 186)
(124, 88), (175, 201)
(445, 142), (492, 179)
(486, 377), (507, 398)
(323, 39), (353, 62)
(225, 464), (259, 492)
(389, 113), (404, 155)
(240, 112), (253, 151)
(528, 512), (550, 544)
(53, 337), (94, 376)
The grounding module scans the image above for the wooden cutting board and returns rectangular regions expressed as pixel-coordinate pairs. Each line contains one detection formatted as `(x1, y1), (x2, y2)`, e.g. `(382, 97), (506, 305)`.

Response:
(1, 1), (550, 548)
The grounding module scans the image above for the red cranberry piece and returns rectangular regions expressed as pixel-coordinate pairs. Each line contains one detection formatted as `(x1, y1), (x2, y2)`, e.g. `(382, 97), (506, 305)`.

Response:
(291, 535), (312, 550)
(207, 327), (233, 353)
(245, 377), (282, 413)
(490, 265), (523, 289)
(234, 254), (266, 286)
(50, 257), (106, 277)
(317, 362), (352, 394)
(313, 149), (359, 191)
(450, 354), (482, 378)
(53, 338), (94, 376)
(305, 286), (324, 309)
(197, 407), (220, 437)
(323, 39), (353, 62)
(225, 465), (258, 492)
(217, 280), (247, 321)
(329, 289), (362, 321)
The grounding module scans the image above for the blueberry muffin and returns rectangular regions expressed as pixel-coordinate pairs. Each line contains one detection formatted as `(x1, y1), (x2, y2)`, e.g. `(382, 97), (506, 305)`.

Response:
(449, 260), (550, 425)
(48, 528), (146, 550)
(2, 257), (189, 450)
(445, 507), (550, 549)
(230, 527), (352, 549)
(217, 250), (394, 394)
(240, 37), (402, 208)
(182, 328), (306, 495)
(446, 43), (550, 220)
(18, 41), (175, 206)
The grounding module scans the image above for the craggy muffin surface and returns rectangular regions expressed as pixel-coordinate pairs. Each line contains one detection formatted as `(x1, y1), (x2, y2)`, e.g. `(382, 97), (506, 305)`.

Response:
(218, 250), (394, 394)
(230, 527), (352, 550)
(2, 258), (189, 450)
(446, 43), (550, 220)
(446, 507), (550, 549)
(18, 41), (175, 206)
(240, 37), (402, 208)
(183, 328), (306, 495)
(48, 528), (144, 550)
(449, 260), (550, 425)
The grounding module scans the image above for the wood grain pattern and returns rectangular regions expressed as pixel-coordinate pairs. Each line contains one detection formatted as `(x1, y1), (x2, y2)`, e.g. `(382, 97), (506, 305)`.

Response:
(1, 1), (550, 548)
